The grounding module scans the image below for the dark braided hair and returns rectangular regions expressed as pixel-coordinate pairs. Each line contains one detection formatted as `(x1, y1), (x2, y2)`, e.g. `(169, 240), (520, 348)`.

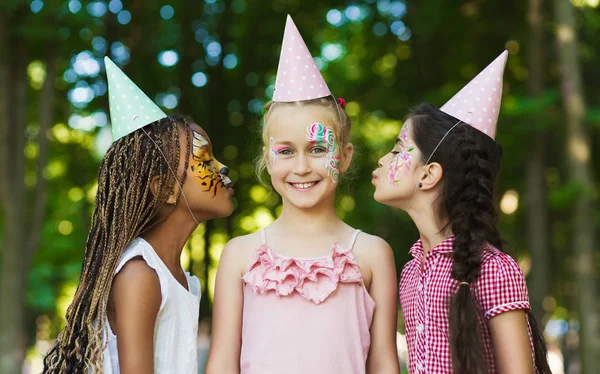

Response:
(43, 115), (192, 373)
(409, 103), (551, 374)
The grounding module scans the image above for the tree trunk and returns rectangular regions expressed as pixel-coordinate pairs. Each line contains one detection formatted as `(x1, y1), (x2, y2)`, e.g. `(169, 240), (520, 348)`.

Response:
(0, 9), (28, 374)
(27, 45), (56, 265)
(525, 0), (549, 324)
(553, 0), (600, 371)
(0, 9), (9, 206)
(0, 8), (13, 373)
(200, 220), (215, 320)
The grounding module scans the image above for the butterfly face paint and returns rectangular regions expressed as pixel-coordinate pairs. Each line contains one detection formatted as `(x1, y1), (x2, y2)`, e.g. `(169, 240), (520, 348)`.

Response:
(269, 137), (282, 164)
(191, 130), (230, 197)
(305, 122), (340, 183)
(388, 124), (415, 185)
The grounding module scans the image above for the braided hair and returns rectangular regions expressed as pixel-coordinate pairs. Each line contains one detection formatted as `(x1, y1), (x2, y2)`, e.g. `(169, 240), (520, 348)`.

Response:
(43, 115), (192, 373)
(409, 103), (551, 374)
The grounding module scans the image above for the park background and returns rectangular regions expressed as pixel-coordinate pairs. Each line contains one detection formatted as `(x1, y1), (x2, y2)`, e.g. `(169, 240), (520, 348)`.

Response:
(0, 0), (599, 373)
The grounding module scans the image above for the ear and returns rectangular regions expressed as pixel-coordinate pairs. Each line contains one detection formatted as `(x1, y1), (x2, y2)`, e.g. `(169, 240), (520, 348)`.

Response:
(150, 175), (179, 205)
(339, 143), (354, 173)
(418, 162), (443, 190)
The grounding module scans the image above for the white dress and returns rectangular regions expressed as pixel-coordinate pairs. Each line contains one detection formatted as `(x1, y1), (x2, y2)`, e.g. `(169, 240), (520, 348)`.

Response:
(102, 237), (201, 374)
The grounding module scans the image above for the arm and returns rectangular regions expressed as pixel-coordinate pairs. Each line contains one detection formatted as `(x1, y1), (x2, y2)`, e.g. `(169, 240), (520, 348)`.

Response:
(111, 258), (161, 374)
(475, 252), (535, 374)
(205, 239), (245, 374)
(489, 310), (534, 374)
(364, 238), (401, 374)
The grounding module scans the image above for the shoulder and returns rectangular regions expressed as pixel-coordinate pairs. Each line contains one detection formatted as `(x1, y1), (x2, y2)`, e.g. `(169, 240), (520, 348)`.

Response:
(112, 257), (162, 310)
(225, 231), (262, 251)
(219, 231), (262, 277)
(354, 231), (393, 255)
(114, 257), (161, 290)
(479, 245), (524, 279)
(474, 245), (530, 319)
(353, 231), (395, 271)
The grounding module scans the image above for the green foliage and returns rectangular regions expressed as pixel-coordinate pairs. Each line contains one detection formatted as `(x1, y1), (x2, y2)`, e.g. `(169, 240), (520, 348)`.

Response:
(1, 1), (599, 370)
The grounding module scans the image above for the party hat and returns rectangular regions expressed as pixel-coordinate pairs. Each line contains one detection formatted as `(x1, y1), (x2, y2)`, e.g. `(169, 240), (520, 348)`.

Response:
(440, 50), (508, 139)
(273, 15), (331, 102)
(104, 57), (167, 141)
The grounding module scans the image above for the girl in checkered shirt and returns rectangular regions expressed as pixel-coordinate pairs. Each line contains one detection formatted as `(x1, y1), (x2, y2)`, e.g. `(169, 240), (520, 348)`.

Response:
(372, 52), (551, 373)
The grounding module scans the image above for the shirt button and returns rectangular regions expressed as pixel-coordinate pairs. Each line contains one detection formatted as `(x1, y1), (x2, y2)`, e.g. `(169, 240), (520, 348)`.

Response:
(417, 324), (424, 333)
(417, 283), (423, 291)
(417, 363), (424, 371)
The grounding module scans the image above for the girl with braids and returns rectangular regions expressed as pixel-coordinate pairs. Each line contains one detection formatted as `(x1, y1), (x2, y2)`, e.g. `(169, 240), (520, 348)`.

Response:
(372, 51), (550, 374)
(43, 58), (234, 374)
(206, 16), (400, 374)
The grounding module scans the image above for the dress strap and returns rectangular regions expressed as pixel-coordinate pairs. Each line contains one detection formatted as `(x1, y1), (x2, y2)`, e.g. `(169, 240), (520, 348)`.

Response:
(260, 228), (267, 245)
(348, 230), (362, 250)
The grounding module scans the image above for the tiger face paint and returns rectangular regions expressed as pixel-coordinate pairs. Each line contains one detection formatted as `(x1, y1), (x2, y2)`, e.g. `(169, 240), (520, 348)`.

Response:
(190, 129), (232, 197)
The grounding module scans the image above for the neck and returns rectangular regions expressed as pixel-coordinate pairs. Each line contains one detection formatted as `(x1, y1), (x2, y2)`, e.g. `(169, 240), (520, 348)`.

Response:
(142, 209), (199, 269)
(406, 198), (452, 256)
(276, 195), (343, 234)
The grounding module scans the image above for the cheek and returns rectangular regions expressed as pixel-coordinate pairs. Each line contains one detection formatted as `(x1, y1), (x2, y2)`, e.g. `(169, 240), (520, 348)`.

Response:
(268, 159), (290, 179)
(386, 153), (414, 185)
(189, 158), (220, 188)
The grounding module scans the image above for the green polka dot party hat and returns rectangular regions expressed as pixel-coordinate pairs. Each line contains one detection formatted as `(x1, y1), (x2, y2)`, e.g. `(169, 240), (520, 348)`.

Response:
(104, 56), (167, 142)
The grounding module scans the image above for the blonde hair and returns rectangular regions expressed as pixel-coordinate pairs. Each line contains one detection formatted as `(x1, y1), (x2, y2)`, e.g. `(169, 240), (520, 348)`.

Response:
(255, 95), (352, 185)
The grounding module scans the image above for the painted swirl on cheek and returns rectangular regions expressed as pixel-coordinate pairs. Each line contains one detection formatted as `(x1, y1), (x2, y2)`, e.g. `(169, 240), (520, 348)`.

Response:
(269, 137), (278, 164)
(305, 122), (340, 183)
(191, 130), (224, 197)
(388, 126), (414, 185)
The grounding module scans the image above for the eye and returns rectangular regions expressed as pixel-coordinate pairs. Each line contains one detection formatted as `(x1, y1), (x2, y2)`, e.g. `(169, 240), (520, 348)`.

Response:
(391, 151), (400, 155)
(278, 148), (293, 155)
(310, 147), (327, 154)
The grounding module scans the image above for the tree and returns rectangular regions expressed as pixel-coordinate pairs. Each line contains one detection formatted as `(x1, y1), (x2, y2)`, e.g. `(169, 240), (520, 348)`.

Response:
(553, 0), (600, 371)
(525, 0), (550, 324)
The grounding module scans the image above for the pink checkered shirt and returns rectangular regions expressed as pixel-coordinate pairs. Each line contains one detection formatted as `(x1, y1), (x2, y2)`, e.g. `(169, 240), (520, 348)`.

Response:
(399, 236), (535, 373)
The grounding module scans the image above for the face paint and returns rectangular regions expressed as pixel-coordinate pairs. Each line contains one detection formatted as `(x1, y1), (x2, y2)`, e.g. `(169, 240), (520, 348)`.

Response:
(269, 137), (279, 164)
(191, 130), (226, 197)
(388, 125), (415, 185)
(305, 122), (340, 183)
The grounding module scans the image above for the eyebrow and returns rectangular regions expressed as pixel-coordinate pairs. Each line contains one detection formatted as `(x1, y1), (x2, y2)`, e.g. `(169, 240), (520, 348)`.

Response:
(273, 141), (295, 146)
(395, 138), (403, 145)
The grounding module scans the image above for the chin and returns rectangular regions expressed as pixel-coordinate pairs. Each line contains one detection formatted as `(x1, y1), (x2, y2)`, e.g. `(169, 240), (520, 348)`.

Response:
(373, 192), (395, 208)
(215, 199), (235, 218)
(373, 189), (385, 204)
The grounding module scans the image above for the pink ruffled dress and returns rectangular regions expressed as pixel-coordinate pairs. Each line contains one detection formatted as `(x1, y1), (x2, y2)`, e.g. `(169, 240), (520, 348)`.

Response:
(240, 229), (375, 374)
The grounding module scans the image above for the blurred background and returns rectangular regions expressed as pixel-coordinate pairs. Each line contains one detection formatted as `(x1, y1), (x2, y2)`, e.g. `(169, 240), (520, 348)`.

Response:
(0, 0), (598, 373)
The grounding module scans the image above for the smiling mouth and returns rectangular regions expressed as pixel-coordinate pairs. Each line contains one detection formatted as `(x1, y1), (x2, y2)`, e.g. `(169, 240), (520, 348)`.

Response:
(288, 181), (319, 190)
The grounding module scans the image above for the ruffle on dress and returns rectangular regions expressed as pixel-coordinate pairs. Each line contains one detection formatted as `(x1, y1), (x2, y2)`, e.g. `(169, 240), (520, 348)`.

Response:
(242, 243), (364, 305)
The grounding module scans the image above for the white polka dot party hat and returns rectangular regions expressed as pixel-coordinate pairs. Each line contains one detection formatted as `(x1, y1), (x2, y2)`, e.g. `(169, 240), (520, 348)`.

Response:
(273, 15), (331, 102)
(439, 50), (508, 139)
(104, 56), (167, 142)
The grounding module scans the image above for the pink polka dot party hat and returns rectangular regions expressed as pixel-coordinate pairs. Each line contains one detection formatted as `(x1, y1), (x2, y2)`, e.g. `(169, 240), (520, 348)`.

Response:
(273, 15), (331, 102)
(440, 50), (508, 139)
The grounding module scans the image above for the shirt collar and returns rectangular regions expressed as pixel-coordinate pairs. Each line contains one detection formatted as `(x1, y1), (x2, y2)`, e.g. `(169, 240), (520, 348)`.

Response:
(409, 235), (455, 259)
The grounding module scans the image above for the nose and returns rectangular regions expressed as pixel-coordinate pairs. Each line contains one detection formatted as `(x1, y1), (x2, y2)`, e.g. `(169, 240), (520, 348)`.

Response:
(293, 154), (312, 175)
(219, 166), (229, 175)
